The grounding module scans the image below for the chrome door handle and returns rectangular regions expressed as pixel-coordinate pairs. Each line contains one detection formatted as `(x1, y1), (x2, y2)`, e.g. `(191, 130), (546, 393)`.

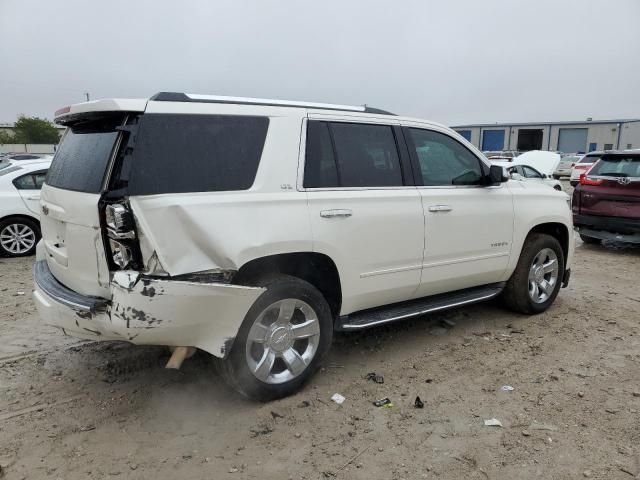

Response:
(320, 209), (353, 218)
(428, 205), (452, 212)
(27, 196), (41, 201)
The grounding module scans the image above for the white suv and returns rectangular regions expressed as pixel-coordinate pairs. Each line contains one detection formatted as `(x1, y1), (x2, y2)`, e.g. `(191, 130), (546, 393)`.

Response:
(34, 93), (573, 400)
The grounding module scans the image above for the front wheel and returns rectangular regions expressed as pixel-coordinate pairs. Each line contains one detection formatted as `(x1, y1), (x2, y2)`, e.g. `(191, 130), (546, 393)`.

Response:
(502, 233), (565, 314)
(215, 275), (333, 401)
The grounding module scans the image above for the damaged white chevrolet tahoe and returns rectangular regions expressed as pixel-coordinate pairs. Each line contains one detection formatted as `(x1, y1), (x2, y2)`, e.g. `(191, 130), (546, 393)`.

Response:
(34, 93), (573, 400)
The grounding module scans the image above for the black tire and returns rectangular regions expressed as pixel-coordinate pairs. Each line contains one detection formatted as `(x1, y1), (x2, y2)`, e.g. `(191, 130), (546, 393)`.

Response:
(215, 274), (333, 401)
(553, 185), (562, 191)
(502, 233), (565, 315)
(570, 181), (578, 187)
(580, 234), (601, 245)
(0, 217), (40, 257)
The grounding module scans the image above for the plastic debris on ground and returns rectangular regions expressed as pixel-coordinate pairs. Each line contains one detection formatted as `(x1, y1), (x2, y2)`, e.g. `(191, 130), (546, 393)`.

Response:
(484, 418), (503, 427)
(331, 393), (345, 405)
(373, 397), (393, 408)
(414, 396), (424, 409)
(365, 372), (384, 384)
(501, 385), (515, 391)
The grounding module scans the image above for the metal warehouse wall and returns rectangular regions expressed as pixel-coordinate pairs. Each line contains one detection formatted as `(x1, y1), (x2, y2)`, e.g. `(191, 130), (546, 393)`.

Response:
(455, 120), (640, 152)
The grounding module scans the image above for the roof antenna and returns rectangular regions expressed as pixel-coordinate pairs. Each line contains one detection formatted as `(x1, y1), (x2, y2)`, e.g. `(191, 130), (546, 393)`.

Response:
(84, 92), (90, 102)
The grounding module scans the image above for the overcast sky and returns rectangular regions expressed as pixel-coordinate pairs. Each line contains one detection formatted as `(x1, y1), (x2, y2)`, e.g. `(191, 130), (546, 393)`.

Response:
(1, 0), (639, 125)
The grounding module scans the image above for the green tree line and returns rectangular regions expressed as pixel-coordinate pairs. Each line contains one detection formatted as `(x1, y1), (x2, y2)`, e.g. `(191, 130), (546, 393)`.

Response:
(0, 116), (61, 144)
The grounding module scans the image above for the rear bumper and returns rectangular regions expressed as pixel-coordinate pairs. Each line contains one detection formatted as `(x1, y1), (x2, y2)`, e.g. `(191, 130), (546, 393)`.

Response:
(33, 260), (265, 358)
(574, 214), (640, 243)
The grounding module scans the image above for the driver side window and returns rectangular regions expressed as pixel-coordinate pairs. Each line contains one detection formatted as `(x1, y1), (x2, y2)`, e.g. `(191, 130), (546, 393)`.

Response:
(408, 128), (484, 186)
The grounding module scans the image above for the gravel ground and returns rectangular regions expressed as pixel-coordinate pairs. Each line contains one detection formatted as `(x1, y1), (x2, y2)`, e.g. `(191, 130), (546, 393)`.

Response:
(1, 230), (640, 479)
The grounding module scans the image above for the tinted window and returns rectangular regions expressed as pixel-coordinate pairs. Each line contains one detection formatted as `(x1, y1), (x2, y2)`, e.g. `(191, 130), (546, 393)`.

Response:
(126, 114), (269, 195)
(580, 155), (600, 163)
(46, 116), (123, 193)
(13, 173), (36, 189)
(33, 171), (47, 188)
(522, 166), (542, 178)
(589, 157), (640, 177)
(409, 129), (484, 186)
(304, 121), (338, 188)
(330, 122), (403, 187)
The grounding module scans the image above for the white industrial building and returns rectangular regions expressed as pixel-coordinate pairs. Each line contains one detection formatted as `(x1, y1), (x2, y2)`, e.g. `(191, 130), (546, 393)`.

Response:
(452, 119), (640, 153)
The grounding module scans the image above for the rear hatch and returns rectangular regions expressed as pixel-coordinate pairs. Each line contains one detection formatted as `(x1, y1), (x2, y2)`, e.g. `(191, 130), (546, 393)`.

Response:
(575, 154), (640, 219)
(41, 110), (139, 297)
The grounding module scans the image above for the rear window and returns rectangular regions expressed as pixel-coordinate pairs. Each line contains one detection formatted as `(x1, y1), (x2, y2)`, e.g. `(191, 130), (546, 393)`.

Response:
(580, 155), (600, 163)
(125, 114), (269, 195)
(46, 116), (123, 193)
(589, 156), (640, 177)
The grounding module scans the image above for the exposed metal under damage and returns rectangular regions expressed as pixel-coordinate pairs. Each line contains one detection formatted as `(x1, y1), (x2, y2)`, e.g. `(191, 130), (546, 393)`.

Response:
(33, 260), (265, 359)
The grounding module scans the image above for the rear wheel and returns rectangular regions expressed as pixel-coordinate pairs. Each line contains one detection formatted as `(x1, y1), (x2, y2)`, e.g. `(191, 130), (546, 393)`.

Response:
(502, 233), (564, 314)
(0, 217), (40, 257)
(215, 275), (333, 401)
(580, 233), (601, 245)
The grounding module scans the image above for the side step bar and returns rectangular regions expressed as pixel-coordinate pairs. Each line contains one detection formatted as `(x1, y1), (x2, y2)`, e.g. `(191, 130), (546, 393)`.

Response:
(336, 282), (506, 331)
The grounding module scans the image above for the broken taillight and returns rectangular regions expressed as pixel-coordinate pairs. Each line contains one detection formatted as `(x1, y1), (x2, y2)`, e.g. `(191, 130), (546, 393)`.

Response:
(104, 203), (138, 269)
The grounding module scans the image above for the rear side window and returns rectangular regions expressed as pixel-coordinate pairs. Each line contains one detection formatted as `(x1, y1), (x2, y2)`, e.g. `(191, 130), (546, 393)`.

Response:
(126, 114), (269, 195)
(46, 116), (123, 193)
(589, 156), (640, 177)
(408, 128), (484, 186)
(304, 122), (338, 188)
(304, 121), (403, 188)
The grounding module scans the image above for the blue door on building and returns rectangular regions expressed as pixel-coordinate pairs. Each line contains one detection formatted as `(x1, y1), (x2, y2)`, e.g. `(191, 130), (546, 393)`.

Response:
(589, 142), (597, 152)
(481, 129), (505, 151)
(456, 130), (472, 142)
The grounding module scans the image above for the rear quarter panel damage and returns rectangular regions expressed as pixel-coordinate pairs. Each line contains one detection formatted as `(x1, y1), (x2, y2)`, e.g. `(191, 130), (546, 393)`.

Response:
(107, 273), (265, 356)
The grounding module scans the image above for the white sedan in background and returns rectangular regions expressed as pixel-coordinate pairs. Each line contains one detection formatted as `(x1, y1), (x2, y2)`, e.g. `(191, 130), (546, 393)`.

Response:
(0, 158), (51, 256)
(492, 150), (563, 191)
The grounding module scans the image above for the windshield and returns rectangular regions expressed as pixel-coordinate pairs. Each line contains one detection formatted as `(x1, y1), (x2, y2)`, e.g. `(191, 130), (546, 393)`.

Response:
(45, 115), (124, 193)
(589, 156), (640, 178)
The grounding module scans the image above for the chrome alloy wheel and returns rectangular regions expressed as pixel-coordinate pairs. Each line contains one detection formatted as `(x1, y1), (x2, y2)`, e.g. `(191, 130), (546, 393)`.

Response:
(528, 247), (559, 303)
(0, 223), (36, 254)
(245, 299), (321, 384)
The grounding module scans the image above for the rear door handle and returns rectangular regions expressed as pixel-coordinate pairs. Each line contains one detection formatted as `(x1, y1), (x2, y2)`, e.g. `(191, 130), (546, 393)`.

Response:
(320, 209), (353, 218)
(428, 205), (453, 212)
(27, 196), (40, 201)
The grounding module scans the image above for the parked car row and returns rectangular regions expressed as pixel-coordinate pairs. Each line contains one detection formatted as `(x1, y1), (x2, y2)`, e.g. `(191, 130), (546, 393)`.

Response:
(0, 156), (51, 256)
(487, 150), (563, 191)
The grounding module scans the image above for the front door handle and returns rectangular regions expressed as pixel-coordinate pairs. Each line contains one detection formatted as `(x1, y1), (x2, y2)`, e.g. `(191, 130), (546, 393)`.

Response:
(428, 205), (453, 212)
(320, 209), (353, 218)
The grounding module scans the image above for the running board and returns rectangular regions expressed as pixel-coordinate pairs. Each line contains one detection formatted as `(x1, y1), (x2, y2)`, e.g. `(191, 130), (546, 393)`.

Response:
(336, 282), (506, 331)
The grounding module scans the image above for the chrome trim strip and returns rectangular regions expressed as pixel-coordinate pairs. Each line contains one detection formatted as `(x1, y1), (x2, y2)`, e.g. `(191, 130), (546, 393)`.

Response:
(422, 252), (509, 269)
(360, 264), (423, 278)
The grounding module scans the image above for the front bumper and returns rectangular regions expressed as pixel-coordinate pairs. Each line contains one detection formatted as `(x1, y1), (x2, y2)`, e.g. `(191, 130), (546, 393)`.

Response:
(33, 260), (265, 358)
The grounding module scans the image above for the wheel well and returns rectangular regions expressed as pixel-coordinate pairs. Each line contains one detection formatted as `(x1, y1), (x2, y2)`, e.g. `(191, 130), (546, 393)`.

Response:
(0, 214), (40, 231)
(235, 253), (342, 316)
(528, 222), (569, 265)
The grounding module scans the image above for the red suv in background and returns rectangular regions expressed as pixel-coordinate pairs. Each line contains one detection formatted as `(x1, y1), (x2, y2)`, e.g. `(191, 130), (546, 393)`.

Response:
(572, 151), (640, 244)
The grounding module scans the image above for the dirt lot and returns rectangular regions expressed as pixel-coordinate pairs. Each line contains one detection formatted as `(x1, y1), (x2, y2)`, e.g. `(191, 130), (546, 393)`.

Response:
(1, 237), (640, 479)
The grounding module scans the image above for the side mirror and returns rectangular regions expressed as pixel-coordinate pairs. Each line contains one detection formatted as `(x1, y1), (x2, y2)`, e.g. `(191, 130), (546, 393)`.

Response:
(487, 164), (508, 185)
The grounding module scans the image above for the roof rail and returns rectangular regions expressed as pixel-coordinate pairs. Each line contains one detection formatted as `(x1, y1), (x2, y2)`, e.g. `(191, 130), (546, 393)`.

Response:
(150, 92), (395, 115)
